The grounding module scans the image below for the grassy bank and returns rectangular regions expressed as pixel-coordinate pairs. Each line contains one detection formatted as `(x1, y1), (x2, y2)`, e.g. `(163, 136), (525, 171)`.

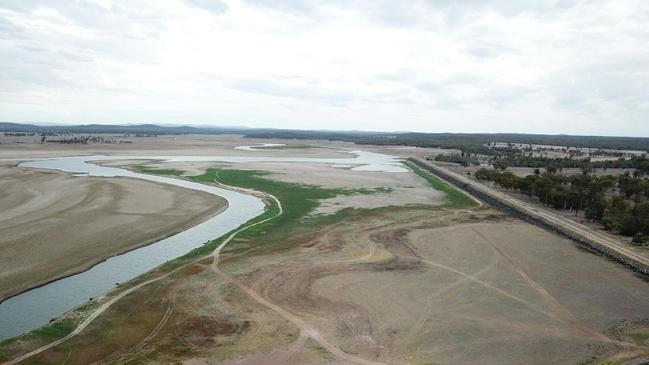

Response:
(403, 161), (476, 207)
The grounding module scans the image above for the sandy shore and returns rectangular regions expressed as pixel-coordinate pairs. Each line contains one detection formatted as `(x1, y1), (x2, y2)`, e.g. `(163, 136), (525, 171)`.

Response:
(0, 164), (227, 302)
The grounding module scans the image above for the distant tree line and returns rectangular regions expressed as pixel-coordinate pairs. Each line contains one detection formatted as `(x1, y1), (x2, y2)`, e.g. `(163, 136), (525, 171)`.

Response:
(474, 169), (649, 244)
(47, 136), (132, 144)
(3, 132), (35, 136)
(433, 153), (480, 166)
(3, 123), (649, 154)
(245, 131), (649, 154)
(430, 152), (649, 175)
(489, 155), (649, 175)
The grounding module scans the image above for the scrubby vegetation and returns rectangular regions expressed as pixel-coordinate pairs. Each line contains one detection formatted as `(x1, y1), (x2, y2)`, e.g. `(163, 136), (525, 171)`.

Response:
(433, 153), (480, 166)
(487, 154), (649, 174)
(474, 168), (649, 243)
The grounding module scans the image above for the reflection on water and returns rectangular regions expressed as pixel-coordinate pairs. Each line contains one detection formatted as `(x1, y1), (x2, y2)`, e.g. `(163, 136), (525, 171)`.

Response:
(234, 143), (286, 151)
(0, 150), (404, 340)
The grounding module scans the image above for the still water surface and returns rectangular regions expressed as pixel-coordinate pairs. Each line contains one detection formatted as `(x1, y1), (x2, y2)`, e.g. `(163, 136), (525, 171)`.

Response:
(0, 150), (403, 340)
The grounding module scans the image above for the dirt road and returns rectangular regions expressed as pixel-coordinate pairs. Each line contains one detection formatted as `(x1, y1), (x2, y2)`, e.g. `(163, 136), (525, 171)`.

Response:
(209, 181), (384, 365)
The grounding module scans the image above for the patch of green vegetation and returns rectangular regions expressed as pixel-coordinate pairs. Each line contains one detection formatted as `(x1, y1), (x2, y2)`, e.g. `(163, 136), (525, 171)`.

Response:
(178, 196), (282, 261)
(0, 334), (19, 348)
(629, 332), (649, 344)
(134, 165), (185, 176)
(373, 186), (393, 193)
(0, 167), (394, 352)
(403, 161), (475, 208)
(150, 166), (392, 264)
(352, 186), (393, 195)
(190, 168), (369, 250)
(30, 318), (76, 339)
(0, 316), (80, 351)
(0, 298), (103, 354)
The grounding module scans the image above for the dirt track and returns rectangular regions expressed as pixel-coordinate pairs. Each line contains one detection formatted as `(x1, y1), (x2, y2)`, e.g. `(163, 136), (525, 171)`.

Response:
(3, 141), (649, 365)
(5, 195), (649, 365)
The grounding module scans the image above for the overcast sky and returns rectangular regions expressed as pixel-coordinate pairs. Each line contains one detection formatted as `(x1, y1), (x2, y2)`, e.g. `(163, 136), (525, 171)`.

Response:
(1, 0), (648, 136)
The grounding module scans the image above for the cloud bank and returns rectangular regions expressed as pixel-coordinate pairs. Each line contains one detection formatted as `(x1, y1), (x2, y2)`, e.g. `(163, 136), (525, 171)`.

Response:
(1, 0), (648, 136)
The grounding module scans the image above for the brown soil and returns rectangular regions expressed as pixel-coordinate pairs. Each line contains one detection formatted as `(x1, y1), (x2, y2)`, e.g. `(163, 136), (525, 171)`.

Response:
(0, 164), (227, 302)
(11, 207), (649, 365)
(3, 138), (649, 365)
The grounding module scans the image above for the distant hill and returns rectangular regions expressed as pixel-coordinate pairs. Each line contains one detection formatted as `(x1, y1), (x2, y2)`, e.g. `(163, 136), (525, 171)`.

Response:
(1, 122), (648, 153)
(0, 122), (248, 135)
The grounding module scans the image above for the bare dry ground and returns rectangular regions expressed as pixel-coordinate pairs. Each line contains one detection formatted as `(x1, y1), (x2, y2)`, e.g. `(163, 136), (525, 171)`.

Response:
(0, 134), (352, 159)
(2, 136), (649, 365)
(0, 133), (450, 161)
(5, 207), (649, 365)
(0, 163), (226, 302)
(136, 160), (447, 214)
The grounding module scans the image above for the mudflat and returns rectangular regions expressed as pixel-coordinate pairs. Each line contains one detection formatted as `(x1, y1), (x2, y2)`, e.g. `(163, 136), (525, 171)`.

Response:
(0, 164), (227, 302)
(3, 137), (649, 365)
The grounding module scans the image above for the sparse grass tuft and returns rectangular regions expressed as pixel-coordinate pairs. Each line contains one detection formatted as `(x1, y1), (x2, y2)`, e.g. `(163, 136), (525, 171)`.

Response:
(629, 332), (649, 344)
(30, 318), (76, 339)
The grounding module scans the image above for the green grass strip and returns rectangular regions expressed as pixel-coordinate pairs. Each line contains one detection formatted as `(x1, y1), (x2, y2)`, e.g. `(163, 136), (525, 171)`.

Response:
(629, 332), (649, 345)
(189, 168), (361, 247)
(403, 161), (476, 207)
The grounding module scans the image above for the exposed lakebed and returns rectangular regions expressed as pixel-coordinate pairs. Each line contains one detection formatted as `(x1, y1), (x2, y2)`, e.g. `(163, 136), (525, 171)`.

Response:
(0, 150), (404, 340)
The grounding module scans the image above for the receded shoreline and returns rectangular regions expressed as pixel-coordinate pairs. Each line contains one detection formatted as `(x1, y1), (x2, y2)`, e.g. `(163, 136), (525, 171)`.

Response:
(0, 200), (228, 305)
(0, 165), (229, 303)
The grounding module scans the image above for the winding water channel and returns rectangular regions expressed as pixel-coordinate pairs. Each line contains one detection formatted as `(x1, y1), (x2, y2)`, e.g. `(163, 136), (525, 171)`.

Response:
(0, 151), (404, 340)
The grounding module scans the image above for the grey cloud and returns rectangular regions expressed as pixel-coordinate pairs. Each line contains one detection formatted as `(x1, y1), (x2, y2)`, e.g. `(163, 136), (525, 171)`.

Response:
(1, 0), (648, 136)
(551, 67), (649, 114)
(465, 45), (506, 58)
(242, 0), (322, 15)
(183, 0), (229, 14)
(425, 0), (579, 16)
(227, 77), (354, 105)
(0, 16), (23, 39)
